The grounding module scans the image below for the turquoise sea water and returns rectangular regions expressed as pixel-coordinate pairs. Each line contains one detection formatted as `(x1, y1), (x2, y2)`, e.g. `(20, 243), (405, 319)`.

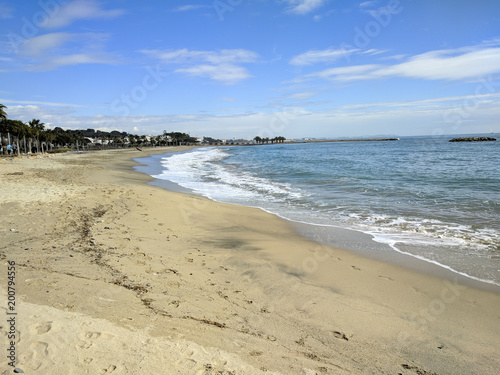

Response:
(144, 135), (500, 286)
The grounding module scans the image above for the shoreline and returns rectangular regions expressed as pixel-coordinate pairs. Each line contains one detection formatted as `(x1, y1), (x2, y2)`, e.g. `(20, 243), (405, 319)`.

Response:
(1, 147), (500, 374)
(134, 148), (500, 294)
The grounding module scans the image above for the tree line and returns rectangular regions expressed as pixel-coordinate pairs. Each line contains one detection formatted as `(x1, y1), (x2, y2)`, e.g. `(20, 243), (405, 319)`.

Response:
(0, 103), (288, 156)
(253, 136), (286, 144)
(0, 104), (202, 155)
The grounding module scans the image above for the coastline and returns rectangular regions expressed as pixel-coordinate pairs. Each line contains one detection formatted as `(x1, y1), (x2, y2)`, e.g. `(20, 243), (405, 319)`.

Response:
(1, 148), (500, 374)
(136, 147), (500, 294)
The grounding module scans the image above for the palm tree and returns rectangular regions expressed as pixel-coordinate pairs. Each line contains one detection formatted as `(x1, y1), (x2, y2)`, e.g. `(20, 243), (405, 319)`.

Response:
(155, 135), (162, 146)
(0, 119), (26, 155)
(28, 119), (45, 153)
(253, 136), (262, 144)
(0, 104), (7, 154)
(0, 104), (7, 121)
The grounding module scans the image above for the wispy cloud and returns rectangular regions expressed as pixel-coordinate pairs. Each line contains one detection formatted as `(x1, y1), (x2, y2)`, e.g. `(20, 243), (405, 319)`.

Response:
(142, 49), (259, 85)
(0, 98), (85, 107)
(18, 32), (119, 70)
(336, 93), (500, 111)
(306, 64), (379, 80)
(290, 47), (359, 65)
(299, 43), (500, 82)
(19, 33), (74, 57)
(175, 64), (252, 85)
(285, 0), (326, 15)
(288, 91), (319, 100)
(0, 3), (14, 19)
(42, 0), (124, 29)
(381, 54), (407, 60)
(8, 94), (500, 138)
(29, 54), (118, 71)
(172, 5), (210, 12)
(142, 49), (259, 64)
(359, 1), (377, 8)
(290, 47), (389, 65)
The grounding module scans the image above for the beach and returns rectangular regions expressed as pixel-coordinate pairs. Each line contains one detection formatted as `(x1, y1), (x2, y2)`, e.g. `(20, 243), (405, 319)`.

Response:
(1, 147), (499, 375)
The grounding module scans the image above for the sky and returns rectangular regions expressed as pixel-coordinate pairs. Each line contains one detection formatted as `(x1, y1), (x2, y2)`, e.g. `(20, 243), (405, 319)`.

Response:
(1, 0), (500, 139)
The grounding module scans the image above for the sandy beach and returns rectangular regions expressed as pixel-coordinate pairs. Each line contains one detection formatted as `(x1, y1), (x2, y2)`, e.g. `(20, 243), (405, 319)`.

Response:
(1, 147), (499, 375)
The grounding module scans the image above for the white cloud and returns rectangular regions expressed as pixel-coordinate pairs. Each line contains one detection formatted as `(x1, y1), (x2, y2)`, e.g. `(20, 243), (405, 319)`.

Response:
(285, 0), (326, 15)
(361, 48), (388, 55)
(290, 47), (389, 66)
(172, 5), (210, 12)
(305, 64), (379, 80)
(290, 47), (359, 65)
(359, 1), (377, 8)
(42, 0), (124, 29)
(336, 93), (500, 110)
(300, 45), (500, 82)
(19, 33), (73, 57)
(143, 48), (259, 85)
(143, 48), (258, 65)
(7, 96), (500, 139)
(176, 64), (252, 85)
(381, 54), (407, 60)
(377, 47), (500, 81)
(28, 53), (118, 71)
(16, 32), (119, 70)
(288, 91), (318, 100)
(0, 98), (84, 107)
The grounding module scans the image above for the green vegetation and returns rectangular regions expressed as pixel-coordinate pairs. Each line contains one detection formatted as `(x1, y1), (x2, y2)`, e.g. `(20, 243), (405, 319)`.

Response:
(0, 104), (201, 155)
(253, 136), (286, 144)
(0, 103), (288, 156)
(0, 104), (7, 121)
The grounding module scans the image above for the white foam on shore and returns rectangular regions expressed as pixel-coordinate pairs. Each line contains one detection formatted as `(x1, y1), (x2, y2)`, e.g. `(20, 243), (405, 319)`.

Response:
(369, 233), (500, 287)
(150, 147), (500, 287)
(153, 148), (304, 204)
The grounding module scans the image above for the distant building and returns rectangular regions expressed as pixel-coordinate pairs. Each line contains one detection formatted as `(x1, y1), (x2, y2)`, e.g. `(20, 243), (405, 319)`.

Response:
(225, 138), (252, 145)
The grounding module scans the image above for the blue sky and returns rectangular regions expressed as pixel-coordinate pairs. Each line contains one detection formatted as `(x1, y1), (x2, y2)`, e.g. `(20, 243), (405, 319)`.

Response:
(1, 0), (500, 139)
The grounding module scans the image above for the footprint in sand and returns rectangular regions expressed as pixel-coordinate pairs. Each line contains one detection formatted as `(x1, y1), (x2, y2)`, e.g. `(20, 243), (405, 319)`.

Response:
(100, 365), (117, 373)
(378, 275), (394, 281)
(77, 331), (113, 350)
(29, 321), (52, 335)
(20, 341), (49, 370)
(332, 331), (349, 341)
(78, 340), (93, 350)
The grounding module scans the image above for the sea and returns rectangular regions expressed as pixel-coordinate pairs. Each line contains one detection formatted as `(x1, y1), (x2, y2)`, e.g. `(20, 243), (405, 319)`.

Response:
(134, 134), (500, 288)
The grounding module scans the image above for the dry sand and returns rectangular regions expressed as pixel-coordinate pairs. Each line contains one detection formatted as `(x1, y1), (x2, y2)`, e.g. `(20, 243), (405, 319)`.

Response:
(1, 147), (499, 375)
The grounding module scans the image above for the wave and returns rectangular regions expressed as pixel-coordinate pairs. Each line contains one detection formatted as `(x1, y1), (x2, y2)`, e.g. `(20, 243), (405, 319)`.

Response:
(153, 148), (304, 204)
(150, 145), (500, 287)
